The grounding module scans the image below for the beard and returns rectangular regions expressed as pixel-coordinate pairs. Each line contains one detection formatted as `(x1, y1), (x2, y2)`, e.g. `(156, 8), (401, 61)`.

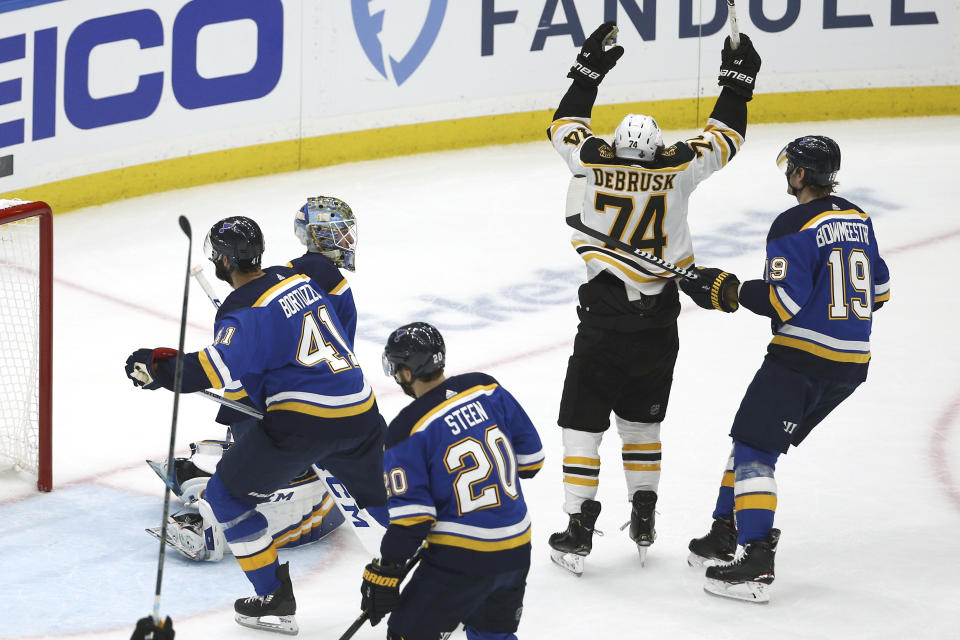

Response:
(398, 379), (416, 398)
(214, 259), (233, 286)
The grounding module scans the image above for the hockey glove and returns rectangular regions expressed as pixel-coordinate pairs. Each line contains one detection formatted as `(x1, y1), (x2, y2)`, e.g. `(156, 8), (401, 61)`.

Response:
(130, 616), (174, 640)
(360, 559), (404, 625)
(718, 33), (761, 100)
(567, 22), (625, 89)
(679, 267), (740, 312)
(125, 347), (178, 390)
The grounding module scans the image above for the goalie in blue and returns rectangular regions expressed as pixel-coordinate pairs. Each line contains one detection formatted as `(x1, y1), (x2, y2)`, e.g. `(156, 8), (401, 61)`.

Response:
(679, 135), (890, 604)
(124, 215), (387, 635)
(359, 322), (545, 640)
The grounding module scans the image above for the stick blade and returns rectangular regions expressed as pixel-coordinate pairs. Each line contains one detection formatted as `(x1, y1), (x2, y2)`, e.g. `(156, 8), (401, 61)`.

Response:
(178, 215), (191, 238)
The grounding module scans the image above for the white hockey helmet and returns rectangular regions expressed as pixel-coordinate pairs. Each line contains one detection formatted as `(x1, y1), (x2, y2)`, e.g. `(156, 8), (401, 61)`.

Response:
(613, 114), (663, 162)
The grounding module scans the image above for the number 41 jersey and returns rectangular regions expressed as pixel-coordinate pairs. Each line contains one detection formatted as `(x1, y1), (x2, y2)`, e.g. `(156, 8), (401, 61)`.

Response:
(383, 372), (545, 574)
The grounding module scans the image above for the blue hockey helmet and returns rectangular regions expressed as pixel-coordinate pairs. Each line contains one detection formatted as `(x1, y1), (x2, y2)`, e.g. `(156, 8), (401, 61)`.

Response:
(776, 135), (841, 186)
(382, 322), (446, 379)
(294, 196), (357, 271)
(204, 216), (264, 270)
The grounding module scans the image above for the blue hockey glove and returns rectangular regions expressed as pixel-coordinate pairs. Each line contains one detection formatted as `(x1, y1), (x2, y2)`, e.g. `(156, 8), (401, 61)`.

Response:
(680, 267), (740, 312)
(568, 22), (624, 89)
(361, 559), (404, 625)
(130, 616), (174, 640)
(125, 347), (177, 390)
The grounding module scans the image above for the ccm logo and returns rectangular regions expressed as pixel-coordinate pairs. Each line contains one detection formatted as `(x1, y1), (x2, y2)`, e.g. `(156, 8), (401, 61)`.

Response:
(719, 69), (753, 84)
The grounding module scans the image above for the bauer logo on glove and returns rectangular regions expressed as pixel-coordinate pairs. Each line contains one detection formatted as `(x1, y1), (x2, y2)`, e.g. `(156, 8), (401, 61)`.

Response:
(679, 267), (740, 313)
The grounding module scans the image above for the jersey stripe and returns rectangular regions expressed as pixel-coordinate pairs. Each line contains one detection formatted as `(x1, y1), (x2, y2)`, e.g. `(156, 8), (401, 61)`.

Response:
(771, 335), (871, 363)
(267, 393), (375, 417)
(253, 274), (311, 308)
(408, 383), (499, 436)
(799, 208), (868, 231)
(198, 348), (226, 388)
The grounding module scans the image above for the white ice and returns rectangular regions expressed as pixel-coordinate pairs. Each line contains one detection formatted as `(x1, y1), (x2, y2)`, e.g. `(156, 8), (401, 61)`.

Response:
(2, 116), (959, 640)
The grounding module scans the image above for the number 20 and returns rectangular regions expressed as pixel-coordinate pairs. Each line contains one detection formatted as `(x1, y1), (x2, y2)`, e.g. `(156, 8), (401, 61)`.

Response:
(444, 426), (519, 515)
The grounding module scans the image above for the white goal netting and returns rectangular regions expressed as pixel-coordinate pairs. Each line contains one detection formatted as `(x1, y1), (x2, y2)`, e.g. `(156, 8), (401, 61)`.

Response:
(0, 199), (43, 475)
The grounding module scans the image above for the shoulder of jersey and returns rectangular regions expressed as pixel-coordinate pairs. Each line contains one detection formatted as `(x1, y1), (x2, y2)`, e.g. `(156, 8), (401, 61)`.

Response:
(385, 372), (498, 448)
(288, 252), (344, 292)
(768, 196), (866, 242)
(580, 137), (694, 168)
(216, 265), (298, 321)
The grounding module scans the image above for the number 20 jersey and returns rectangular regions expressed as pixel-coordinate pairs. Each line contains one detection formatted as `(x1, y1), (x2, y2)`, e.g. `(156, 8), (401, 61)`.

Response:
(383, 372), (545, 574)
(549, 114), (742, 297)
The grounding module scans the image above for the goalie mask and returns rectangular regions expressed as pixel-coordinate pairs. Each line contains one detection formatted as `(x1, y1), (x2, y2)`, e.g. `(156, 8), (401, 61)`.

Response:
(295, 196), (358, 271)
(613, 114), (663, 162)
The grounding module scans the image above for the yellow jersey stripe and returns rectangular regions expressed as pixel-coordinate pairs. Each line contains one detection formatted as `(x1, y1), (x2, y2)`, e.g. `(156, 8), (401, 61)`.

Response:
(329, 279), (349, 294)
(236, 544), (278, 572)
(721, 471), (735, 487)
(409, 383), (499, 435)
(197, 350), (224, 389)
(799, 208), (868, 231)
(575, 246), (693, 283)
(426, 527), (531, 552)
(771, 335), (871, 363)
(518, 461), (544, 473)
(391, 515), (437, 527)
(875, 291), (890, 302)
(735, 494), (778, 512)
(224, 388), (248, 400)
(769, 286), (793, 323)
(253, 274), (311, 308)
(268, 393), (376, 418)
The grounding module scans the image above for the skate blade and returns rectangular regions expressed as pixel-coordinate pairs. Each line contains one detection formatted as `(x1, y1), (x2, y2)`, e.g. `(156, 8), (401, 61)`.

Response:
(549, 549), (585, 576)
(687, 552), (729, 568)
(703, 577), (771, 604)
(145, 526), (204, 561)
(235, 613), (299, 635)
(636, 544), (649, 567)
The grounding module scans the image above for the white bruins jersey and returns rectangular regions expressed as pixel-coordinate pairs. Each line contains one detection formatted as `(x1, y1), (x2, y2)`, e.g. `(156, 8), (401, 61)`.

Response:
(550, 117), (742, 296)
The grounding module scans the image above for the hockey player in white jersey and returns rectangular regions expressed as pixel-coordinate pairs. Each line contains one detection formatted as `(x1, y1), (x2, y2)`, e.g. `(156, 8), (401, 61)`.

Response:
(547, 22), (761, 574)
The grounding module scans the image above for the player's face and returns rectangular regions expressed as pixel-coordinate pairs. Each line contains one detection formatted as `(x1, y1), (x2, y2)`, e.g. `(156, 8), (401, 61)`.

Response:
(786, 168), (803, 198)
(394, 368), (416, 398)
(214, 256), (233, 286)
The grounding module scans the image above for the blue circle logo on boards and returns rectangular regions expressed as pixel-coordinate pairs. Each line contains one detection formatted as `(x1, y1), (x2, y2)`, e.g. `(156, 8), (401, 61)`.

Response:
(351, 0), (448, 86)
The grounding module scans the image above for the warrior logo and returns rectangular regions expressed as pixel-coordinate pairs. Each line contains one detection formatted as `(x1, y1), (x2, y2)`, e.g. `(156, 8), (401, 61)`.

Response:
(351, 0), (448, 86)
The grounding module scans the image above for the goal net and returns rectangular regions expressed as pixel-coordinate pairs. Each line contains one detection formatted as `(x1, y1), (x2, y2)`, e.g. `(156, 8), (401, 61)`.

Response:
(0, 199), (52, 491)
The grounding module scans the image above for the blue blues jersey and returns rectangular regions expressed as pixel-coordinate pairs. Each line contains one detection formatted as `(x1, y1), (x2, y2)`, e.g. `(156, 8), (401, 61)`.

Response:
(175, 267), (374, 422)
(217, 257), (357, 423)
(287, 252), (356, 343)
(738, 195), (891, 382)
(380, 373), (545, 574)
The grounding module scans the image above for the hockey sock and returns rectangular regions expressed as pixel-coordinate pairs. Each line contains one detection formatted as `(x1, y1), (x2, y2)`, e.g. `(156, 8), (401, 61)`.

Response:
(204, 475), (281, 595)
(615, 417), (661, 499)
(732, 441), (779, 545)
(561, 428), (603, 513)
(711, 447), (736, 519)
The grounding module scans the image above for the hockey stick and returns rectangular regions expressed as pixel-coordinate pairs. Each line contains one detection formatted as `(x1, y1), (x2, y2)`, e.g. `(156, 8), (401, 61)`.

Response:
(150, 215), (193, 626)
(727, 0), (741, 49)
(337, 548), (425, 640)
(565, 213), (700, 281)
(190, 264), (222, 308)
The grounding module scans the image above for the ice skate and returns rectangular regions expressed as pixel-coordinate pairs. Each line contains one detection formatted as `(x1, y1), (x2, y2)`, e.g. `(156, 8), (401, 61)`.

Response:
(548, 499), (602, 576)
(703, 529), (779, 604)
(145, 512), (208, 561)
(687, 516), (737, 567)
(234, 562), (299, 635)
(627, 490), (657, 566)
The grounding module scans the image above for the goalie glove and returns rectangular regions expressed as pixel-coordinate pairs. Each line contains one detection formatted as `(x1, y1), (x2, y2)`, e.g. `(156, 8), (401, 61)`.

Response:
(125, 347), (178, 390)
(679, 267), (740, 312)
(568, 22), (625, 89)
(718, 33), (761, 100)
(360, 558), (404, 625)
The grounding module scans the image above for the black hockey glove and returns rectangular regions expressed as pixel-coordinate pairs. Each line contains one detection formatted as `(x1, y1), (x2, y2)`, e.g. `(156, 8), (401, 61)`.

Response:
(125, 347), (177, 390)
(130, 616), (174, 640)
(718, 33), (761, 101)
(679, 267), (740, 312)
(361, 559), (404, 625)
(567, 22), (624, 89)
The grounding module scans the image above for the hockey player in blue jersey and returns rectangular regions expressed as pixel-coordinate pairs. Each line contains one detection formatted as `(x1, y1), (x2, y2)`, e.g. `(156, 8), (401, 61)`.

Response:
(679, 136), (890, 603)
(124, 216), (387, 634)
(359, 323), (545, 639)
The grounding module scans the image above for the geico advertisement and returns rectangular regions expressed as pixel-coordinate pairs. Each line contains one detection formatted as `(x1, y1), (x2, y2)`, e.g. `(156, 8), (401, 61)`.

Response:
(0, 0), (955, 192)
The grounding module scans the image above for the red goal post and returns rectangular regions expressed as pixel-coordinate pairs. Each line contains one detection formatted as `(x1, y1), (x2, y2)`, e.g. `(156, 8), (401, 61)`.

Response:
(0, 199), (52, 491)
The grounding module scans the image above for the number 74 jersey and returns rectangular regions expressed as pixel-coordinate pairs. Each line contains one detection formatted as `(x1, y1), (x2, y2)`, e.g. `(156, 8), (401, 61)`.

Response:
(383, 372), (545, 574)
(550, 115), (742, 296)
